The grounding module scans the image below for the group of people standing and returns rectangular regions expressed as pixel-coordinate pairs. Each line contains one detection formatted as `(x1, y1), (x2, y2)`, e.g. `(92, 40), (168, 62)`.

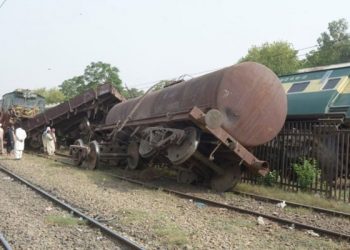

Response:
(42, 127), (56, 155)
(0, 124), (56, 159)
(0, 123), (27, 160)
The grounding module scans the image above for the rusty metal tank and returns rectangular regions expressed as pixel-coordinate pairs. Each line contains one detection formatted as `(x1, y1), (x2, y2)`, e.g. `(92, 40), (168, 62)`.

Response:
(106, 62), (287, 147)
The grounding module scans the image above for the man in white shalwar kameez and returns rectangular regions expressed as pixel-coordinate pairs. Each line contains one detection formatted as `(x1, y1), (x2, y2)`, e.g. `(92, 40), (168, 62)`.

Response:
(42, 127), (50, 153)
(46, 128), (55, 156)
(14, 126), (27, 160)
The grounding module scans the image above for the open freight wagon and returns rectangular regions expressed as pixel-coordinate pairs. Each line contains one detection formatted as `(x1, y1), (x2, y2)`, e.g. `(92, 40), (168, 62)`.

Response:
(21, 83), (124, 149)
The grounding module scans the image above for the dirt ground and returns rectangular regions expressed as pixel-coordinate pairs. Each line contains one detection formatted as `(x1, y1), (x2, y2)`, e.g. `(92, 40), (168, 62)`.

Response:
(0, 153), (349, 249)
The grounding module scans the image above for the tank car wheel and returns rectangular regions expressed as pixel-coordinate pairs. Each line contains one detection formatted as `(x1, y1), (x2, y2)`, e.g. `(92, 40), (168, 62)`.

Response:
(83, 140), (100, 170)
(167, 127), (199, 165)
(210, 166), (241, 192)
(127, 141), (140, 170)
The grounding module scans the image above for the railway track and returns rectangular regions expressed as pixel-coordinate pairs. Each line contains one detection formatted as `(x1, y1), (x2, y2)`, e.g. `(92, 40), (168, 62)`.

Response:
(27, 152), (350, 241)
(0, 233), (12, 250)
(45, 152), (350, 217)
(0, 164), (144, 250)
(107, 173), (350, 240)
(232, 190), (350, 219)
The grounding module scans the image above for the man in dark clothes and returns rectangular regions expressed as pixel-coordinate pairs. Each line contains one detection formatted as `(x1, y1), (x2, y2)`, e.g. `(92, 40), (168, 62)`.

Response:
(5, 125), (15, 155)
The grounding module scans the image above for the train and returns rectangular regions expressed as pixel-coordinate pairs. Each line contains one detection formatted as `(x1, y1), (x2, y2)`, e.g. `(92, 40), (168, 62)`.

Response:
(70, 62), (287, 191)
(0, 89), (45, 127)
(280, 62), (350, 124)
(2, 62), (348, 196)
(253, 62), (350, 195)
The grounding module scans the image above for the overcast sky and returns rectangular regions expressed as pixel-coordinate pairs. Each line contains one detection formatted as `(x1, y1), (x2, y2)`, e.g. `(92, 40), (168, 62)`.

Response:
(0, 0), (349, 97)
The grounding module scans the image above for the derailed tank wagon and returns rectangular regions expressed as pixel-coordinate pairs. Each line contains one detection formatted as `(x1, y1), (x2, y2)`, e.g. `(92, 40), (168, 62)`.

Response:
(71, 62), (287, 191)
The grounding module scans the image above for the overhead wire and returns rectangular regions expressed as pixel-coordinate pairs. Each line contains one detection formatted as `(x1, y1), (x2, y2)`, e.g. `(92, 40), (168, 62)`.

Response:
(129, 38), (349, 89)
(127, 37), (350, 90)
(127, 48), (315, 89)
(0, 0), (7, 10)
(130, 66), (225, 90)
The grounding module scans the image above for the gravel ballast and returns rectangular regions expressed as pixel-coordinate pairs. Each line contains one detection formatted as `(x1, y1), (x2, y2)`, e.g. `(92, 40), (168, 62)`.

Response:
(0, 169), (122, 249)
(1, 153), (350, 249)
(147, 177), (350, 236)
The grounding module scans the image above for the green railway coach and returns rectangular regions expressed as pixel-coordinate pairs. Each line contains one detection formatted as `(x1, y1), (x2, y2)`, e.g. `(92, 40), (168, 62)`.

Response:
(280, 62), (350, 124)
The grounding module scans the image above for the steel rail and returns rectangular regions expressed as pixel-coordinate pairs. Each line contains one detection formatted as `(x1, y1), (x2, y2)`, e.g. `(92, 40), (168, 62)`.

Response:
(108, 174), (350, 241)
(51, 151), (350, 219)
(28, 152), (350, 240)
(0, 164), (144, 250)
(232, 190), (350, 219)
(0, 233), (12, 250)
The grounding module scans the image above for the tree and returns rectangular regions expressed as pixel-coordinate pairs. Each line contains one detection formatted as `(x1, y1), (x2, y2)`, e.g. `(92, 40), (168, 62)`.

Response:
(239, 41), (300, 75)
(33, 87), (65, 104)
(84, 61), (123, 92)
(122, 87), (144, 99)
(153, 79), (184, 91)
(59, 61), (123, 99)
(304, 19), (350, 67)
(60, 76), (85, 100)
(153, 80), (169, 91)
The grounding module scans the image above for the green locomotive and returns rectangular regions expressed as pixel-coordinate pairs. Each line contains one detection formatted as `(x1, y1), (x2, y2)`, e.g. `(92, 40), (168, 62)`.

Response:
(0, 89), (45, 127)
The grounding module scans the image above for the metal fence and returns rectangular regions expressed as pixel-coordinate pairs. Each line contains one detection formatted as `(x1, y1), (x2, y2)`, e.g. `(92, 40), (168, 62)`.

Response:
(243, 120), (350, 201)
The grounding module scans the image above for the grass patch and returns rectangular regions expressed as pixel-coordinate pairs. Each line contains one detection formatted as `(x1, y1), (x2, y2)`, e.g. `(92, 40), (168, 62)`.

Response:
(120, 209), (188, 247)
(45, 215), (86, 226)
(284, 206), (313, 215)
(86, 170), (114, 183)
(119, 209), (151, 224)
(273, 230), (345, 250)
(154, 223), (188, 246)
(235, 183), (350, 214)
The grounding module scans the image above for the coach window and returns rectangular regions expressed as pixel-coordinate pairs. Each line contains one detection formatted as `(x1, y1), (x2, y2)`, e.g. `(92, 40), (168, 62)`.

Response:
(287, 81), (310, 93)
(322, 78), (341, 90)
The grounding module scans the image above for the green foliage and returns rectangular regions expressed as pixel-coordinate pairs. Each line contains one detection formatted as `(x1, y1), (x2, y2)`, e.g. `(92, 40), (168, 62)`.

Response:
(121, 79), (177, 99)
(293, 159), (319, 191)
(84, 61), (123, 92)
(257, 170), (277, 186)
(239, 41), (300, 75)
(153, 80), (171, 91)
(33, 87), (65, 104)
(122, 87), (144, 99)
(60, 76), (85, 100)
(59, 61), (124, 100)
(45, 215), (86, 226)
(304, 19), (350, 67)
(154, 223), (188, 246)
